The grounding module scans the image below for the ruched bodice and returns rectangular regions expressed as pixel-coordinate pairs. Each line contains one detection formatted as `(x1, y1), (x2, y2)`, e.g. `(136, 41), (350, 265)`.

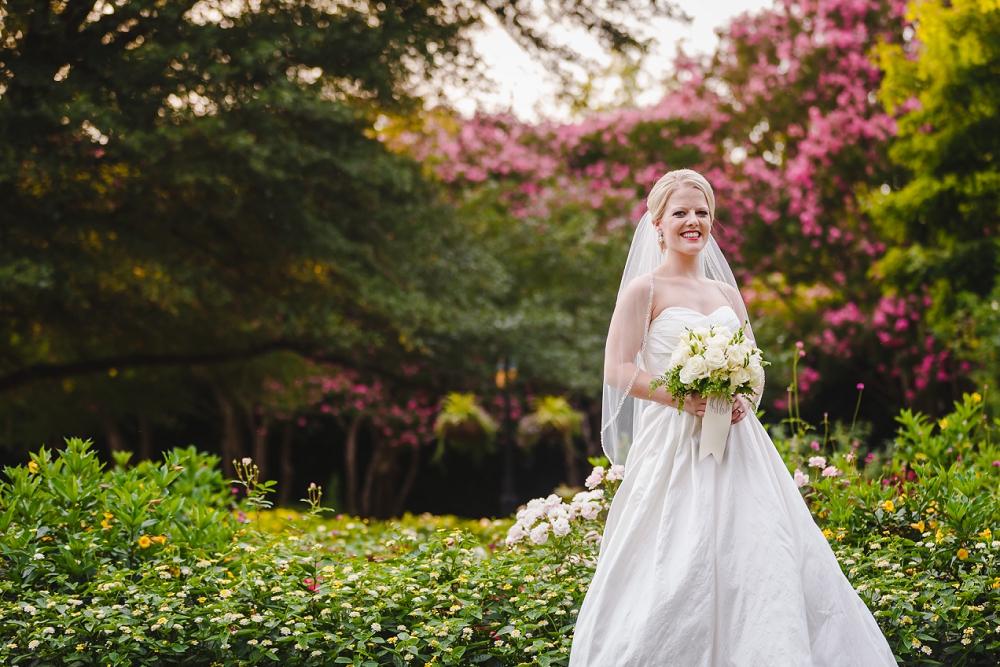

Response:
(644, 305), (742, 376)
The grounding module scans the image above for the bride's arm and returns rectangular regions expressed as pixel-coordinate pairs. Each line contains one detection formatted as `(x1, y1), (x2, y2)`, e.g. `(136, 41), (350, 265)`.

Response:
(605, 278), (705, 414)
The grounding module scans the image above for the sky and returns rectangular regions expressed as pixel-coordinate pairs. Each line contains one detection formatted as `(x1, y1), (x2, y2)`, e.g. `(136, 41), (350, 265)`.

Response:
(443, 0), (774, 122)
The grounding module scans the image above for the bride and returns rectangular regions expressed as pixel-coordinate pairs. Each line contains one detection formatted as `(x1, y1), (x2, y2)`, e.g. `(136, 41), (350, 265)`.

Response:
(568, 170), (896, 666)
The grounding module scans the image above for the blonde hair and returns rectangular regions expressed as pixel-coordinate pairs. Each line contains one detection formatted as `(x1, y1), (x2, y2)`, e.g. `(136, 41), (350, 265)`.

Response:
(646, 169), (716, 224)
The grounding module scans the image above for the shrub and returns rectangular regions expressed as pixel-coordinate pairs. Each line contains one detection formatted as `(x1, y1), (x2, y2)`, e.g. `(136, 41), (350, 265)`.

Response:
(4, 394), (1000, 666)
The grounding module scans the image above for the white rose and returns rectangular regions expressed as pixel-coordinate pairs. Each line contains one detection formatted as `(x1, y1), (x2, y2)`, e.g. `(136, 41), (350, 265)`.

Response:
(748, 364), (765, 390)
(669, 345), (692, 368)
(692, 326), (711, 337)
(729, 367), (751, 389)
(726, 351), (745, 372)
(707, 334), (730, 350)
(710, 323), (732, 338)
(551, 518), (571, 537)
(703, 348), (727, 371)
(679, 356), (709, 384)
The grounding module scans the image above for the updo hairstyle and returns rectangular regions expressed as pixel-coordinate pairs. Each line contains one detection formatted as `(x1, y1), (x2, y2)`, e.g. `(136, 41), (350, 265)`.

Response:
(646, 169), (716, 225)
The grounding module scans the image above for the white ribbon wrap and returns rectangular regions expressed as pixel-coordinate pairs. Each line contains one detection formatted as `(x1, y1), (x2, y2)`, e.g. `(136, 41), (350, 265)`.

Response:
(699, 394), (732, 464)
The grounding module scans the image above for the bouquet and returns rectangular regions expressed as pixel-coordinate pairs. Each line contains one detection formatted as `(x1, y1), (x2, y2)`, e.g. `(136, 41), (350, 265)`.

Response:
(649, 323), (766, 409)
(649, 323), (767, 464)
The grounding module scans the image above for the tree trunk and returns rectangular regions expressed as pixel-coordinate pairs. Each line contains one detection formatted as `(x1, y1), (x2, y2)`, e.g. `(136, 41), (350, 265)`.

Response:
(580, 400), (599, 459)
(137, 412), (152, 462)
(563, 432), (580, 488)
(361, 437), (401, 519)
(391, 445), (421, 518)
(344, 413), (363, 516)
(214, 388), (244, 478)
(277, 421), (294, 507)
(106, 420), (127, 456)
(360, 438), (383, 518)
(247, 407), (269, 481)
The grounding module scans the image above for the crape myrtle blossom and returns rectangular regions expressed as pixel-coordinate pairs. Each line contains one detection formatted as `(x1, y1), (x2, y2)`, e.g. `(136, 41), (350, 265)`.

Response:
(400, 0), (952, 408)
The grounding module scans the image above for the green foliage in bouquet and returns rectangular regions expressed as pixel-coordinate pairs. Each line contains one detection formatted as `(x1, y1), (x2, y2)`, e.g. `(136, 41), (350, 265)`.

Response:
(649, 323), (767, 410)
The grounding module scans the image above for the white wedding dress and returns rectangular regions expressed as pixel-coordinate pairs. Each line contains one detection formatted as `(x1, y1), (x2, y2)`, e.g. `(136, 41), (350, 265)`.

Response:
(570, 306), (896, 667)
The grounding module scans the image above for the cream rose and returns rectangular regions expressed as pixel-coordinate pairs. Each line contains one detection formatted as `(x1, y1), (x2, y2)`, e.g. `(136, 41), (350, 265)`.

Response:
(679, 355), (710, 384)
(729, 366), (751, 389)
(670, 344), (692, 368)
(703, 347), (727, 371)
(707, 333), (731, 350)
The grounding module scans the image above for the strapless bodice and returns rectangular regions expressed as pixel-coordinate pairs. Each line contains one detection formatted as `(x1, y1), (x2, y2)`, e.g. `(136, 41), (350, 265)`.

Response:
(644, 306), (741, 376)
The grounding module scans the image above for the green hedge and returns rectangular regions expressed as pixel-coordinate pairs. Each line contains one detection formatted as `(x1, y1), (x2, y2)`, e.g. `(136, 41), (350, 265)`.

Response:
(1, 394), (1000, 665)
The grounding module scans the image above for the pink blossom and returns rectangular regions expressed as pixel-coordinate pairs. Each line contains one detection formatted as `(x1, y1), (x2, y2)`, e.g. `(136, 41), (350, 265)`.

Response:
(605, 464), (625, 482)
(529, 522), (550, 545)
(821, 465), (842, 478)
(584, 466), (605, 489)
(793, 468), (809, 487)
(808, 456), (827, 468)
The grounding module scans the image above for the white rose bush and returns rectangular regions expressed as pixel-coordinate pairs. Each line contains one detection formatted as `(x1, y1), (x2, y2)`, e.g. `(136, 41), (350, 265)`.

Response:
(649, 323), (766, 410)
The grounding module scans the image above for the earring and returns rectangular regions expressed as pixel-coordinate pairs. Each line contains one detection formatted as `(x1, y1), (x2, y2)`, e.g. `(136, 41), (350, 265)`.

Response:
(656, 227), (666, 253)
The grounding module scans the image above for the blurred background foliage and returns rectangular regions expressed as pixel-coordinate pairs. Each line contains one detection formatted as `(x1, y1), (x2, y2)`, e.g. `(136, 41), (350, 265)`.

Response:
(1, 0), (999, 517)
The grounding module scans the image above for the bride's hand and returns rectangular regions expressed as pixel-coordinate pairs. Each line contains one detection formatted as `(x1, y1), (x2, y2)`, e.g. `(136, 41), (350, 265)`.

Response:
(681, 393), (707, 417)
(731, 395), (751, 425)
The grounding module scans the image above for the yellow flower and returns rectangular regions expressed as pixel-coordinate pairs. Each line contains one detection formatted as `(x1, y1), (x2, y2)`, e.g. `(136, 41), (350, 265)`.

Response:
(103, 512), (114, 520)
(27, 461), (39, 473)
(980, 528), (992, 540)
(151, 535), (166, 545)
(910, 520), (925, 532)
(137, 536), (152, 548)
(938, 418), (949, 429)
(957, 548), (969, 560)
(881, 500), (895, 513)
(822, 529), (833, 539)
(915, 453), (927, 460)
(972, 392), (982, 403)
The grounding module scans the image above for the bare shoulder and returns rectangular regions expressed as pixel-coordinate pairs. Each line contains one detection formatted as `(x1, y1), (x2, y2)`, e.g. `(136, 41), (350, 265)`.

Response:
(709, 279), (744, 303)
(621, 273), (654, 300)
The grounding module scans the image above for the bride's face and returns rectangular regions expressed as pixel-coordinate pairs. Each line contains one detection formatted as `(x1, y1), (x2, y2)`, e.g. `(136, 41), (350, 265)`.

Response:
(656, 187), (712, 255)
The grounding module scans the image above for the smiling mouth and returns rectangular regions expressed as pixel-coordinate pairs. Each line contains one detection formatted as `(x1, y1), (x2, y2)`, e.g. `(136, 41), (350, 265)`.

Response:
(680, 231), (702, 239)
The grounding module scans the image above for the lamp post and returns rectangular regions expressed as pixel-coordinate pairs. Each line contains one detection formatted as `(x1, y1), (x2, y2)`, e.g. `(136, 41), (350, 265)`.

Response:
(496, 357), (518, 516)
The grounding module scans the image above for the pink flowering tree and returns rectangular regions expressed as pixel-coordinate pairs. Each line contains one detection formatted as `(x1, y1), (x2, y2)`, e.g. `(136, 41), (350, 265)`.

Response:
(256, 361), (437, 518)
(401, 0), (957, 424)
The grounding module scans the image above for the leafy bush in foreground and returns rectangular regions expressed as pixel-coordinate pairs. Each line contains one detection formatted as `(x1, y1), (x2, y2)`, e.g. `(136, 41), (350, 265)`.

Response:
(4, 394), (1000, 666)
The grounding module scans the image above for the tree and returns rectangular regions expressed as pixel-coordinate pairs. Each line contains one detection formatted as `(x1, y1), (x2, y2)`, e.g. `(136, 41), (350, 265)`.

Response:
(872, 0), (1000, 393)
(407, 0), (951, 429)
(0, 0), (686, 517)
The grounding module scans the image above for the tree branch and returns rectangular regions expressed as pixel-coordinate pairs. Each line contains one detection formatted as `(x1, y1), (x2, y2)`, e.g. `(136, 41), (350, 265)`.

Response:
(0, 340), (307, 393)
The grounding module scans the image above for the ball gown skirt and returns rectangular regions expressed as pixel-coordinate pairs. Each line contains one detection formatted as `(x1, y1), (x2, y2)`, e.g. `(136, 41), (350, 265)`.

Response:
(569, 307), (896, 667)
